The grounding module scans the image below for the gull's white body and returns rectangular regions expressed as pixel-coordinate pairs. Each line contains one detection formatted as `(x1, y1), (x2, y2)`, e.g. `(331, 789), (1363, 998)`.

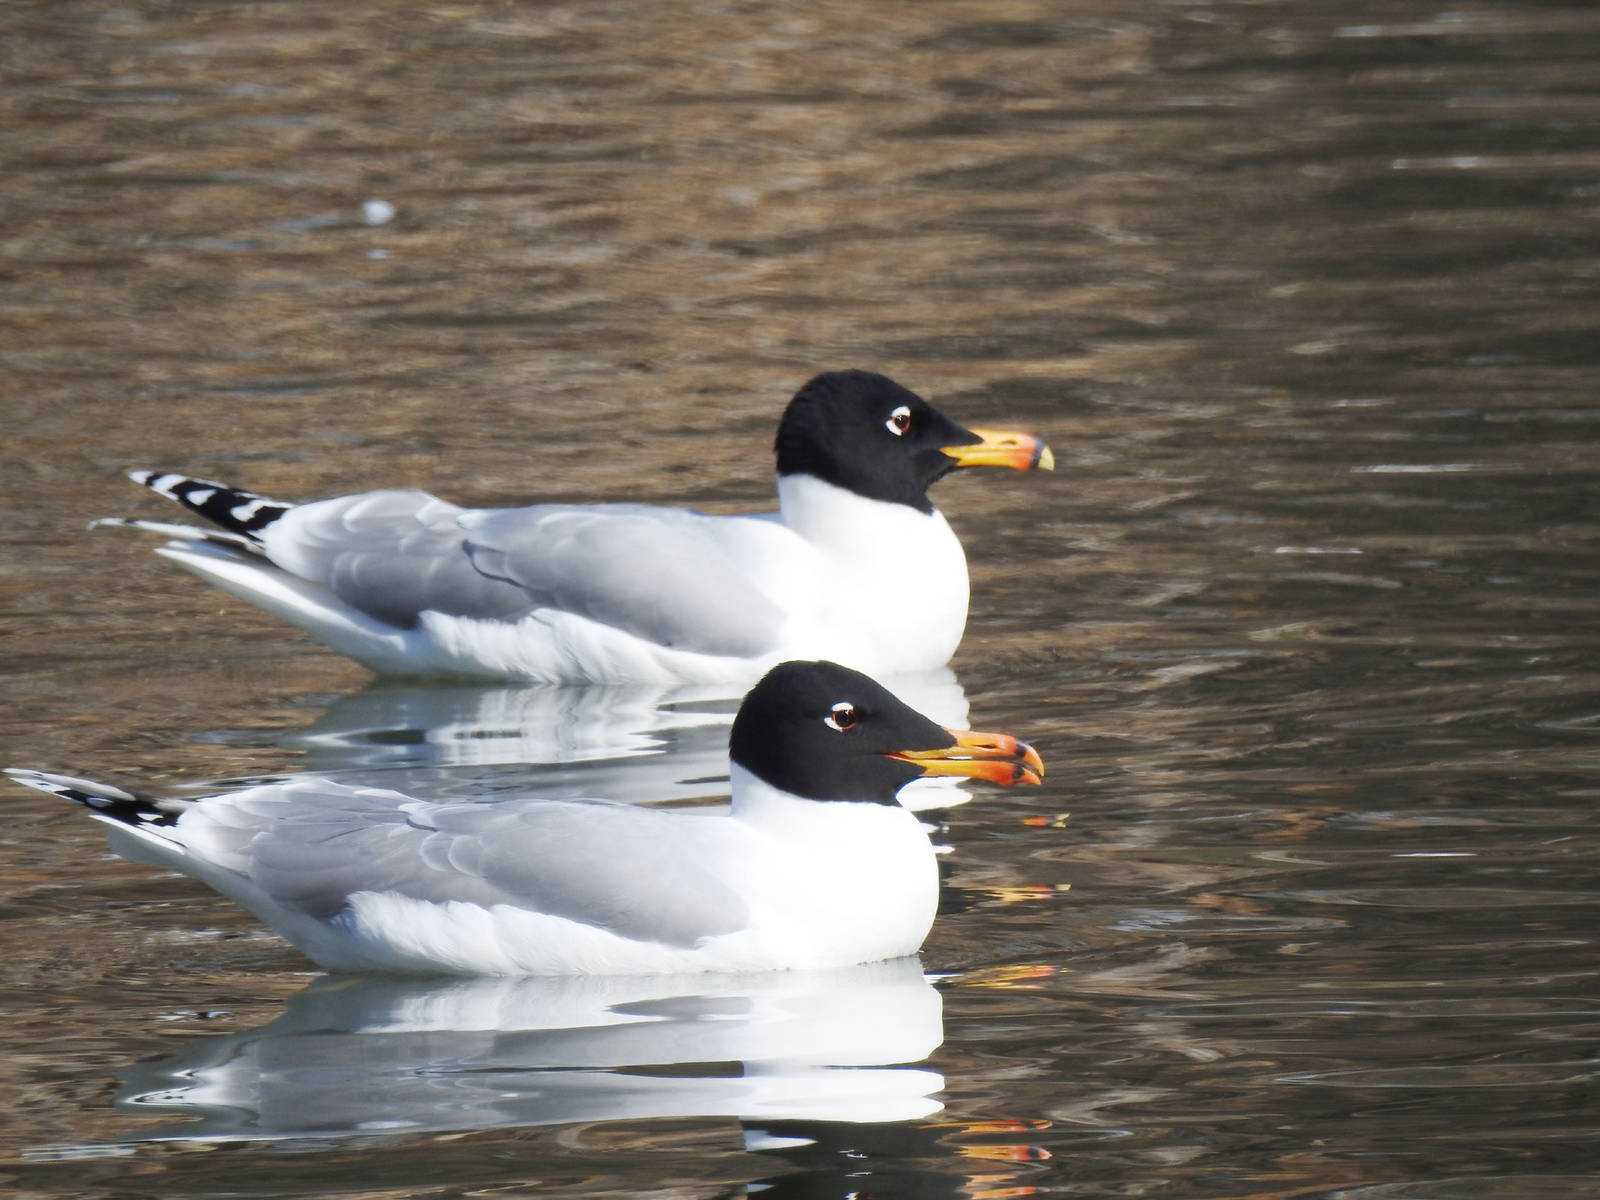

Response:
(88, 765), (939, 976)
(149, 474), (970, 684)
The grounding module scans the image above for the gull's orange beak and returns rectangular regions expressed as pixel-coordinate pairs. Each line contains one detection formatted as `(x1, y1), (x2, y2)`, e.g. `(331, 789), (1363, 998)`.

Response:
(889, 728), (1045, 786)
(941, 428), (1055, 472)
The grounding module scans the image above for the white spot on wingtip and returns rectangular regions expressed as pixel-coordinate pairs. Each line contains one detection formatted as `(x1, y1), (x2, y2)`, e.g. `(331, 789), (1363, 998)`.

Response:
(186, 488), (216, 506)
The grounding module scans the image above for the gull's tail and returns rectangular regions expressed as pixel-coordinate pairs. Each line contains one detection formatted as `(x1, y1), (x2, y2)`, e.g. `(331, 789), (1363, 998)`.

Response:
(93, 472), (440, 676)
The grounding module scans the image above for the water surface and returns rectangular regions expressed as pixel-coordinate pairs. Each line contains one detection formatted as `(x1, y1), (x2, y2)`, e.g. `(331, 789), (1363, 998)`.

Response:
(3, 2), (1599, 1197)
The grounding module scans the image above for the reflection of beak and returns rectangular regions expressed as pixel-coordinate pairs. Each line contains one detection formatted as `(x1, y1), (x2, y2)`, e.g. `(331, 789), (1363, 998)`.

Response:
(942, 428), (1055, 472)
(889, 729), (1045, 786)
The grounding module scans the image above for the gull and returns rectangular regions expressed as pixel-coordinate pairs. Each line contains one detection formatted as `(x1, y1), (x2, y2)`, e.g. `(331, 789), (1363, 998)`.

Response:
(97, 370), (1053, 682)
(7, 660), (1043, 975)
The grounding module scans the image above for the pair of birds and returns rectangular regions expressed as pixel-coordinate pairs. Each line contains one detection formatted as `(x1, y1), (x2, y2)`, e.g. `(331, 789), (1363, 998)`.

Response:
(13, 371), (1053, 975)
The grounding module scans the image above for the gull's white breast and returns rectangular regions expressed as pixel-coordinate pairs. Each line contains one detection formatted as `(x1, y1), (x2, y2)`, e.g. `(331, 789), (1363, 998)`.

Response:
(773, 474), (970, 675)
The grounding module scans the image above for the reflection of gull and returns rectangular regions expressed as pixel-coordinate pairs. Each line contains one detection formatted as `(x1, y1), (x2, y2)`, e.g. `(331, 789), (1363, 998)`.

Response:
(286, 668), (973, 811)
(292, 680), (735, 769)
(90, 959), (944, 1144)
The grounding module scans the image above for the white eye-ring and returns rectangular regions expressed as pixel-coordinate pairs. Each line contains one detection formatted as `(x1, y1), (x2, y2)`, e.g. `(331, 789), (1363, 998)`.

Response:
(824, 701), (859, 732)
(885, 405), (912, 436)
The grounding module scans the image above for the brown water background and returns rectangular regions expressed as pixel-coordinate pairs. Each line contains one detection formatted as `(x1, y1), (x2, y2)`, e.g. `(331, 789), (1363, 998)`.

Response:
(3, 2), (1600, 1197)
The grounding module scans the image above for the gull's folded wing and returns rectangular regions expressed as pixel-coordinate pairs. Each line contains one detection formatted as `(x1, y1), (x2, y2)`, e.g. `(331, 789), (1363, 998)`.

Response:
(261, 492), (789, 657)
(183, 780), (752, 946)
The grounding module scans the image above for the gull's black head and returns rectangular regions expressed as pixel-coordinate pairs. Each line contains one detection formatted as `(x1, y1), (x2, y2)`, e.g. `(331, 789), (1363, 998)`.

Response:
(773, 371), (982, 514)
(730, 660), (956, 804)
(731, 660), (1046, 806)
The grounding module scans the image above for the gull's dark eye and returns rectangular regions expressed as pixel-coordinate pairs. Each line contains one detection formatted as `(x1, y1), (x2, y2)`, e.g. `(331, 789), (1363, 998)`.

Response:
(886, 405), (912, 436)
(824, 701), (859, 732)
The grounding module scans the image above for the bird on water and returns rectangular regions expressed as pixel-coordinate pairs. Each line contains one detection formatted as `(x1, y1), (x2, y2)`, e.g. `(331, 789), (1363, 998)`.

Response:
(98, 371), (1053, 683)
(7, 660), (1043, 976)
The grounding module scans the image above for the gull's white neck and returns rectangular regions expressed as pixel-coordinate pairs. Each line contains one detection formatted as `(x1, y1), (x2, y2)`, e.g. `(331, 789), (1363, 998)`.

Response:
(777, 472), (939, 551)
(729, 763), (905, 829)
(726, 764), (939, 966)
(775, 473), (971, 672)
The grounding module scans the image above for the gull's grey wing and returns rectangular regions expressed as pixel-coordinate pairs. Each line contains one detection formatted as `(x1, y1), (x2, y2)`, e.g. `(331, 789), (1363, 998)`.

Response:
(180, 780), (752, 946)
(261, 491), (531, 627)
(261, 491), (789, 658)
(456, 505), (789, 658)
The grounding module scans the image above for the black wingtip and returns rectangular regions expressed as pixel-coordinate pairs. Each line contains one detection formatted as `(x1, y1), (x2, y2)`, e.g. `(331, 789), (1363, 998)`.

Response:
(6, 768), (179, 828)
(129, 470), (294, 542)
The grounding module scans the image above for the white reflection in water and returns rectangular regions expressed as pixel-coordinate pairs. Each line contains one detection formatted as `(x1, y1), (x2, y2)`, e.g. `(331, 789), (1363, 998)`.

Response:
(286, 668), (972, 811)
(92, 959), (943, 1145)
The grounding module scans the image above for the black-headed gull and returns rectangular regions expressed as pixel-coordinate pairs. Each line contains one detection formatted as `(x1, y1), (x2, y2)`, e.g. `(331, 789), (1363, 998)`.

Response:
(8, 660), (1043, 975)
(99, 371), (1053, 682)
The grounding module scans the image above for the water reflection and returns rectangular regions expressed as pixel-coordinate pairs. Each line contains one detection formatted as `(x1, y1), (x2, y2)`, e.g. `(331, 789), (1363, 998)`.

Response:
(740, 1119), (974, 1200)
(285, 669), (973, 811)
(89, 959), (943, 1147)
(285, 678), (738, 805)
(7, 1), (1600, 1196)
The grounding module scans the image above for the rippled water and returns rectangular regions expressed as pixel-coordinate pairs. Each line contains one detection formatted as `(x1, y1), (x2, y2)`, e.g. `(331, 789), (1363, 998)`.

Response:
(3, 2), (1599, 1197)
